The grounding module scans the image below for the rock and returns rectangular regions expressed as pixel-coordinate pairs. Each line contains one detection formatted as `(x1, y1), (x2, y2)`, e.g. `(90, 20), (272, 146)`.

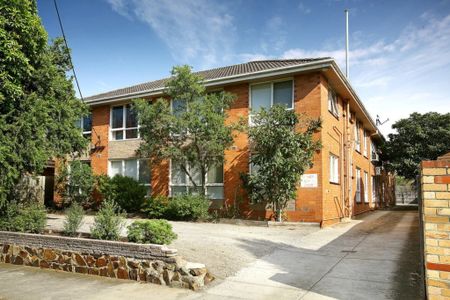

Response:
(179, 267), (190, 276)
(57, 255), (65, 264)
(74, 253), (86, 266)
(203, 272), (215, 285)
(127, 260), (139, 269)
(39, 260), (50, 268)
(86, 256), (96, 267)
(43, 249), (57, 261)
(129, 269), (138, 281)
(31, 256), (39, 267)
(138, 270), (146, 282)
(4, 254), (10, 263)
(117, 267), (129, 280)
(189, 267), (207, 276)
(13, 256), (23, 265)
(19, 250), (28, 258)
(152, 261), (164, 273)
(96, 257), (107, 267)
(163, 269), (174, 285)
(119, 256), (127, 268)
(88, 268), (99, 276)
(3, 245), (10, 254)
(99, 268), (108, 277)
(75, 266), (87, 274)
(107, 263), (116, 278)
(63, 264), (73, 272)
(11, 245), (20, 256)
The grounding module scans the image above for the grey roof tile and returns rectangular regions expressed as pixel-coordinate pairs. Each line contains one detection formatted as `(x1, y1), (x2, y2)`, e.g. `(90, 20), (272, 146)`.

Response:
(85, 58), (330, 102)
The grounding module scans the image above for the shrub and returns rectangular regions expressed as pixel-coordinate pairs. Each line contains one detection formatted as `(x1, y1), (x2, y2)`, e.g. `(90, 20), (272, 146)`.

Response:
(13, 203), (47, 233)
(166, 194), (210, 221)
(95, 174), (117, 202)
(63, 202), (84, 236)
(127, 220), (177, 245)
(58, 160), (96, 207)
(110, 175), (147, 213)
(90, 200), (126, 241)
(141, 195), (169, 219)
(0, 202), (21, 231)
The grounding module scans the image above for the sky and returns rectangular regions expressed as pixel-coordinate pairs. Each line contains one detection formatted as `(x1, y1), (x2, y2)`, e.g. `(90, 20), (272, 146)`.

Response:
(37, 0), (450, 135)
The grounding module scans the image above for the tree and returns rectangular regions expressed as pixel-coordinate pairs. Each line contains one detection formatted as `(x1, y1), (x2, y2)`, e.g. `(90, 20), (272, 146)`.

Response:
(134, 65), (240, 196)
(242, 105), (321, 222)
(0, 1), (88, 207)
(56, 160), (95, 207)
(383, 112), (450, 179)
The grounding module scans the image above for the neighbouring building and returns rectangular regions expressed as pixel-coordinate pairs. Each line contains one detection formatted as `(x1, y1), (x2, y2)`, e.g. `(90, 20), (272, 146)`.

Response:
(66, 58), (395, 226)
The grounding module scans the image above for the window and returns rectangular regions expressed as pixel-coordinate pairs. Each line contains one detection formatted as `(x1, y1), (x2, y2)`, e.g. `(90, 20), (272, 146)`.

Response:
(363, 131), (368, 157)
(329, 154), (339, 184)
(328, 88), (339, 117)
(355, 168), (361, 203)
(109, 159), (151, 195)
(355, 122), (361, 152)
(76, 114), (92, 140)
(111, 104), (138, 140)
(170, 161), (224, 199)
(364, 171), (369, 203)
(371, 142), (379, 161)
(250, 80), (293, 113)
(372, 176), (379, 204)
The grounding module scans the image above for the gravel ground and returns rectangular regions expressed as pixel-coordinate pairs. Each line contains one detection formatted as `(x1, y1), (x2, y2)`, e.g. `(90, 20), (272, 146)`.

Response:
(46, 214), (319, 280)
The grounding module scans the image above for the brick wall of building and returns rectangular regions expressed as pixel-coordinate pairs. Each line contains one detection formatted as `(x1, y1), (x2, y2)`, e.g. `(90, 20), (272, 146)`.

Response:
(421, 158), (450, 299)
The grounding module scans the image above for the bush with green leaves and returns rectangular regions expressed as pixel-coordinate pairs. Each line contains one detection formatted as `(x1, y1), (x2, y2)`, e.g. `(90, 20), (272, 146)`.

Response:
(57, 160), (95, 207)
(127, 219), (177, 245)
(110, 175), (147, 213)
(90, 200), (126, 241)
(94, 174), (117, 202)
(166, 194), (210, 221)
(0, 202), (47, 233)
(141, 195), (169, 218)
(63, 202), (84, 236)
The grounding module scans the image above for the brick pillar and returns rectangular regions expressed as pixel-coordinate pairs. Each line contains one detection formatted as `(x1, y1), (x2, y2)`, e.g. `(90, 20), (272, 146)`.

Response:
(421, 158), (450, 299)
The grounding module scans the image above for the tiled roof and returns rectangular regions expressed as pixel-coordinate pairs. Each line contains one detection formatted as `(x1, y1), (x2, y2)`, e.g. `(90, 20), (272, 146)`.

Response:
(85, 58), (330, 102)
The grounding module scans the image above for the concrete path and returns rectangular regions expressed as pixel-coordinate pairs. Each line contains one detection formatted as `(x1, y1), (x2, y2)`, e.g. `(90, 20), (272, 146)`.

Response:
(186, 210), (423, 300)
(0, 210), (423, 299)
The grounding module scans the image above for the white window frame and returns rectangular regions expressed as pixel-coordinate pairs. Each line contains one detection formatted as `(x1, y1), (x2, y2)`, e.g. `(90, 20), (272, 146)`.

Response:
(328, 87), (339, 118)
(355, 168), (361, 203)
(169, 160), (224, 200)
(77, 114), (92, 139)
(329, 153), (339, 184)
(371, 141), (379, 161)
(110, 104), (139, 141)
(363, 130), (368, 157)
(108, 159), (151, 194)
(249, 79), (294, 124)
(355, 121), (361, 153)
(364, 171), (369, 203)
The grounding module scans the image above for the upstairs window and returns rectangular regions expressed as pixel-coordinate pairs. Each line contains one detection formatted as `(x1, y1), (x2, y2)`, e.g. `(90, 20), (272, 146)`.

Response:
(329, 154), (339, 184)
(355, 122), (361, 152)
(371, 142), (379, 161)
(363, 130), (368, 157)
(250, 80), (293, 114)
(328, 88), (339, 117)
(111, 104), (138, 140)
(76, 114), (92, 140)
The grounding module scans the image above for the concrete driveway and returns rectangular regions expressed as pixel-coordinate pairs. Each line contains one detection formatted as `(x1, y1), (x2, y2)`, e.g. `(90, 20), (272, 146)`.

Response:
(1, 209), (423, 299)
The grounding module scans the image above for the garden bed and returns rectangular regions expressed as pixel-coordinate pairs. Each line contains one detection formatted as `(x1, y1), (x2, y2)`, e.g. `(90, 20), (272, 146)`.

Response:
(0, 230), (213, 290)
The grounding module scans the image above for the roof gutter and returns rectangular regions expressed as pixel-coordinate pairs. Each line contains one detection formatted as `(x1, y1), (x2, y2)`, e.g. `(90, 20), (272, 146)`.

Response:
(85, 59), (335, 105)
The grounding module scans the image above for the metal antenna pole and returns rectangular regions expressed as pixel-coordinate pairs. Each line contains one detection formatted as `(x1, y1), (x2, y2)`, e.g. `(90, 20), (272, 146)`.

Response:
(345, 9), (349, 79)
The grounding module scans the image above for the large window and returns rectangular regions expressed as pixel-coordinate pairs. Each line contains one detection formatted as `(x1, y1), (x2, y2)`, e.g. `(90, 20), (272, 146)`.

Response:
(355, 122), (361, 152)
(76, 114), (92, 140)
(364, 171), (369, 203)
(328, 88), (339, 117)
(371, 141), (379, 161)
(250, 80), (293, 113)
(111, 104), (138, 140)
(170, 161), (224, 199)
(355, 168), (361, 203)
(329, 154), (339, 184)
(109, 159), (151, 195)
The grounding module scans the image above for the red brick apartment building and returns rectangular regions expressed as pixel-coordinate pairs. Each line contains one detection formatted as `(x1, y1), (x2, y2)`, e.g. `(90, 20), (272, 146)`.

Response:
(75, 58), (395, 226)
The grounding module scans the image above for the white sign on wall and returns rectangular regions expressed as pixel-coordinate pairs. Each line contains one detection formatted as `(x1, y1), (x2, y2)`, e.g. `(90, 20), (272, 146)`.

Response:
(300, 174), (318, 188)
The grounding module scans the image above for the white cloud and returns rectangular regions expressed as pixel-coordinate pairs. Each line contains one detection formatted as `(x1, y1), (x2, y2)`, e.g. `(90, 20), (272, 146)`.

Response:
(298, 2), (311, 14)
(106, 0), (236, 69)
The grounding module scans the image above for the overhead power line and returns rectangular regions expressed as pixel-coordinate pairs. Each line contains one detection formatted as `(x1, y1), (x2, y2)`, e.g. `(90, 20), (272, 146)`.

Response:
(53, 0), (84, 101)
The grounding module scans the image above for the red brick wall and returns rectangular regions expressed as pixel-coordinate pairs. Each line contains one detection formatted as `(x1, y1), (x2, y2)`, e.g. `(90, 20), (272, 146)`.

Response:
(90, 105), (110, 175)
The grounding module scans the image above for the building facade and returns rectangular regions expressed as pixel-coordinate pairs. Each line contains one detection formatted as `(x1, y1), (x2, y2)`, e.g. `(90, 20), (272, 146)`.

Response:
(73, 58), (395, 226)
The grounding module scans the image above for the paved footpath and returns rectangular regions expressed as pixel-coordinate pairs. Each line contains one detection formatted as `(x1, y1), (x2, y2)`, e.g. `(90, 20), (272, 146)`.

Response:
(0, 209), (423, 300)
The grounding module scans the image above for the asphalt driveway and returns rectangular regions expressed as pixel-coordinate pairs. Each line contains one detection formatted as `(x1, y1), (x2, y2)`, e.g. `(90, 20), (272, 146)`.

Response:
(1, 209), (423, 299)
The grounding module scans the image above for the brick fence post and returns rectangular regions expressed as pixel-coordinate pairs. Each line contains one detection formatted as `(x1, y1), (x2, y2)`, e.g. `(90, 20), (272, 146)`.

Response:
(421, 159), (450, 299)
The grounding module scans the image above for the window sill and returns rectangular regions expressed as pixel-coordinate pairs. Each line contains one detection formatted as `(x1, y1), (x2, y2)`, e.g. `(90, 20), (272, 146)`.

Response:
(328, 110), (340, 120)
(110, 138), (141, 142)
(329, 181), (340, 185)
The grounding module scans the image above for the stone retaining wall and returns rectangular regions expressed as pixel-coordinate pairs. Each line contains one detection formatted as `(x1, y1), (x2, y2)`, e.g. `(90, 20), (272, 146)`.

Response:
(0, 231), (213, 290)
